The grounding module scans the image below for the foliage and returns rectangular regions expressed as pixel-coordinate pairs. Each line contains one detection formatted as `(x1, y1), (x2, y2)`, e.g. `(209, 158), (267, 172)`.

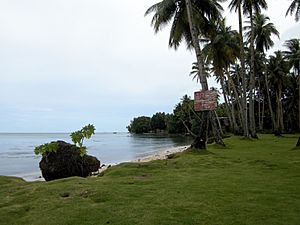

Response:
(286, 0), (300, 21)
(150, 112), (167, 131)
(144, 0), (223, 50)
(2, 134), (300, 225)
(70, 124), (96, 157)
(34, 124), (95, 157)
(127, 95), (206, 135)
(127, 116), (151, 134)
(34, 142), (59, 155)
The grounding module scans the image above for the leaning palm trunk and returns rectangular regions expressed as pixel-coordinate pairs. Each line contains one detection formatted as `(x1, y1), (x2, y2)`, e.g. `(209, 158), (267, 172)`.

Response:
(185, 0), (224, 148)
(237, 0), (249, 137)
(249, 7), (257, 138)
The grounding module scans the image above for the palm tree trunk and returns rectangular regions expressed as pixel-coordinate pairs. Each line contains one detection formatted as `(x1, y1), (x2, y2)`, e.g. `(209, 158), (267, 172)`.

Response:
(227, 78), (240, 133)
(227, 70), (244, 133)
(275, 91), (281, 135)
(220, 75), (234, 132)
(185, 0), (224, 147)
(298, 76), (300, 130)
(258, 79), (264, 131)
(279, 83), (284, 131)
(249, 7), (257, 138)
(275, 81), (283, 135)
(261, 96), (265, 130)
(237, 0), (249, 137)
(264, 73), (276, 131)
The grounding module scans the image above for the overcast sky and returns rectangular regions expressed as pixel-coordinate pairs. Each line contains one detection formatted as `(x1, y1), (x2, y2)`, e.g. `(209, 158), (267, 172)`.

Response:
(0, 0), (299, 132)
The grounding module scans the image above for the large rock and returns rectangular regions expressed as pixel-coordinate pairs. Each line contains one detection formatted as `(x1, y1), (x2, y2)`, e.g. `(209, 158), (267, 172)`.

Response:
(39, 141), (100, 181)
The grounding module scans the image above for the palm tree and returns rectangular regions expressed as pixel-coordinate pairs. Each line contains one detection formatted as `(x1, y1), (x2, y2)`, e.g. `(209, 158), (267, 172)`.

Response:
(245, 12), (280, 131)
(286, 0), (300, 21)
(145, 0), (224, 147)
(245, 13), (280, 53)
(229, 0), (267, 137)
(202, 19), (241, 133)
(268, 51), (290, 135)
(284, 39), (300, 76)
(246, 0), (267, 138)
(229, 0), (249, 137)
(284, 38), (300, 128)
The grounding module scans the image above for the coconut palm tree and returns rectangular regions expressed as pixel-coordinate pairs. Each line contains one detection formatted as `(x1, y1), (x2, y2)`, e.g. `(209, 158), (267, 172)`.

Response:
(145, 0), (224, 147)
(201, 19), (241, 133)
(229, 0), (267, 138)
(286, 0), (300, 21)
(284, 38), (300, 128)
(267, 51), (290, 135)
(245, 12), (280, 131)
(229, 0), (248, 137)
(284, 39), (300, 76)
(244, 13), (280, 53)
(246, 0), (267, 138)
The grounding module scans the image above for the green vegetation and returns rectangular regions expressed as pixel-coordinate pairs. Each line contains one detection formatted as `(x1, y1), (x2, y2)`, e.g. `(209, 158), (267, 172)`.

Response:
(34, 142), (59, 156)
(70, 124), (96, 156)
(127, 116), (152, 134)
(145, 0), (300, 140)
(127, 95), (203, 135)
(35, 124), (95, 157)
(1, 134), (300, 225)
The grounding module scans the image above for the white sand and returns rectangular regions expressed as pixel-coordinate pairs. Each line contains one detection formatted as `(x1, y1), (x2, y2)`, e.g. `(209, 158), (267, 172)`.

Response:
(97, 145), (190, 174)
(131, 145), (190, 163)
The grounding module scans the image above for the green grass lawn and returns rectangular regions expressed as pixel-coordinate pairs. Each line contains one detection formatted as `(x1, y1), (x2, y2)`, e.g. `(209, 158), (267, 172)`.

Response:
(1, 134), (300, 225)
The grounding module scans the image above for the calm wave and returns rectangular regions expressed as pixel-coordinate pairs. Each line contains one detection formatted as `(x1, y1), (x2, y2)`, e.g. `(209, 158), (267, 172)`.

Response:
(0, 133), (192, 181)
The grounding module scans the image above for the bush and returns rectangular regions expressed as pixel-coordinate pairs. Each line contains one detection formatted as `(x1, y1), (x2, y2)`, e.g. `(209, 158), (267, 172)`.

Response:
(127, 116), (151, 134)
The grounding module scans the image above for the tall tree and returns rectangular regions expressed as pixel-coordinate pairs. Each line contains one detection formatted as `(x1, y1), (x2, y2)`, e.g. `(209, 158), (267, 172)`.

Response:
(268, 51), (290, 135)
(229, 0), (249, 137)
(245, 13), (280, 53)
(145, 0), (225, 148)
(245, 0), (268, 138)
(286, 0), (300, 21)
(245, 12), (279, 131)
(284, 39), (300, 128)
(229, 0), (267, 138)
(202, 19), (241, 133)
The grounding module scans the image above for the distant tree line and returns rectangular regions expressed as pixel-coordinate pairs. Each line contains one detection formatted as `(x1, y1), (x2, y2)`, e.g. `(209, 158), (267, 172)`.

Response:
(127, 95), (228, 135)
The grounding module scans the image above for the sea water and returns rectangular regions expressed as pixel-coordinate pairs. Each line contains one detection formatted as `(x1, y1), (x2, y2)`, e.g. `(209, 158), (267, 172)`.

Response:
(0, 133), (192, 181)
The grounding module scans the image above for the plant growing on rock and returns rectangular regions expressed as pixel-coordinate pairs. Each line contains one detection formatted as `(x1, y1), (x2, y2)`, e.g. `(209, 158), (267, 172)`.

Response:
(70, 124), (96, 156)
(34, 124), (99, 181)
(34, 142), (60, 155)
(34, 124), (96, 157)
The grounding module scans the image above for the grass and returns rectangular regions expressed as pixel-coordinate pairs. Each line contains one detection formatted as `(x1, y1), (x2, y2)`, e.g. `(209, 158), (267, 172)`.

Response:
(0, 134), (300, 225)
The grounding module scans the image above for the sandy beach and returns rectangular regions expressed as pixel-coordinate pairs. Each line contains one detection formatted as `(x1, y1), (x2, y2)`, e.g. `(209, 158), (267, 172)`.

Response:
(98, 145), (190, 173)
(131, 145), (190, 163)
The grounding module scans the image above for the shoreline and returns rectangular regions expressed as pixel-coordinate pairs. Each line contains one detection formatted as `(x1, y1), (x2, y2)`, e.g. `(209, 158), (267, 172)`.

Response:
(6, 144), (191, 181)
(98, 145), (190, 174)
(131, 145), (190, 163)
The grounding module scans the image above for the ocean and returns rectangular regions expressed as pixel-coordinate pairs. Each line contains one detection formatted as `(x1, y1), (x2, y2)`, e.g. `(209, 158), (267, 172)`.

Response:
(0, 133), (193, 181)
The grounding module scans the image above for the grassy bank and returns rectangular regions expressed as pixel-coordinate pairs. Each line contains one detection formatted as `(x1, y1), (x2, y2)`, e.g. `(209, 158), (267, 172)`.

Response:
(1, 134), (300, 225)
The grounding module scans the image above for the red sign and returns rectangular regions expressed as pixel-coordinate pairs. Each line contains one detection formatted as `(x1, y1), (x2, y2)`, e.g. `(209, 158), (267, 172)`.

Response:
(194, 91), (217, 111)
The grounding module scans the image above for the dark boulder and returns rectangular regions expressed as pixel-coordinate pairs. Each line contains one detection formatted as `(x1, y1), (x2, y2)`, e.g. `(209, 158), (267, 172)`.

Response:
(39, 141), (100, 181)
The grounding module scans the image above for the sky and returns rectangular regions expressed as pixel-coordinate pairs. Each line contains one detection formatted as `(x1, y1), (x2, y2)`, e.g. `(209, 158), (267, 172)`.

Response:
(0, 0), (299, 132)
